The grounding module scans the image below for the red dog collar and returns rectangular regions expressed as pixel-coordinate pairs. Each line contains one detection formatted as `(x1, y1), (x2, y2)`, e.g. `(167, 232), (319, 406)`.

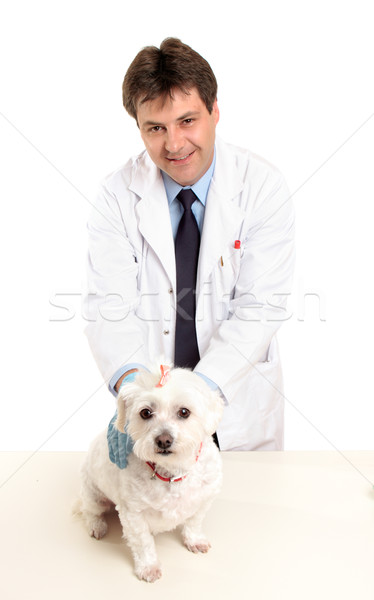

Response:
(146, 443), (203, 483)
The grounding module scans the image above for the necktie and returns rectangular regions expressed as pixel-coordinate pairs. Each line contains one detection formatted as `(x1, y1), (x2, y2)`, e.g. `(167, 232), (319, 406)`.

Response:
(174, 190), (220, 450)
(174, 189), (200, 369)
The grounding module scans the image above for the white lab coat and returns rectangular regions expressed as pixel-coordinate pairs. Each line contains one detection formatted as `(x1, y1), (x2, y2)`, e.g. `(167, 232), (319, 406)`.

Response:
(84, 137), (295, 451)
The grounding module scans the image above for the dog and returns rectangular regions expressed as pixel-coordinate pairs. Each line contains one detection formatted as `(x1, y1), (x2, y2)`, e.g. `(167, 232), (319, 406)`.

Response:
(75, 364), (224, 582)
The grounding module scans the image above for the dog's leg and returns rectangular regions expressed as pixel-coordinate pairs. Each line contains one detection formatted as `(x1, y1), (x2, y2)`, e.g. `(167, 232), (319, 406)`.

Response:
(117, 506), (162, 583)
(181, 501), (213, 554)
(78, 477), (110, 540)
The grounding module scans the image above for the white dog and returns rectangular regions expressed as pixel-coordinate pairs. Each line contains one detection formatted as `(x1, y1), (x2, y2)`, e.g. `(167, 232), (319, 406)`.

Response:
(76, 365), (224, 582)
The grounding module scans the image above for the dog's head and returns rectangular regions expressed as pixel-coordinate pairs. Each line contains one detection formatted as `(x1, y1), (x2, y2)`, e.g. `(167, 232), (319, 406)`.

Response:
(115, 366), (224, 468)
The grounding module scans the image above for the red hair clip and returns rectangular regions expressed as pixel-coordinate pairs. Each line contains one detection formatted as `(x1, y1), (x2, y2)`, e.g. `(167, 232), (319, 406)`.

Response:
(156, 365), (171, 388)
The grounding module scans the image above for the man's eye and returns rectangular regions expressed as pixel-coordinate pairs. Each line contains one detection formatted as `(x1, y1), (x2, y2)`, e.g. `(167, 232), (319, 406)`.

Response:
(177, 408), (190, 419)
(140, 408), (153, 420)
(151, 126), (162, 132)
(183, 119), (193, 125)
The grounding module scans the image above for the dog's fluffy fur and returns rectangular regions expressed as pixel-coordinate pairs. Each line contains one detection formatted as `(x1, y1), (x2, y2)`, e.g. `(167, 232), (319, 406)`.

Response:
(75, 366), (224, 582)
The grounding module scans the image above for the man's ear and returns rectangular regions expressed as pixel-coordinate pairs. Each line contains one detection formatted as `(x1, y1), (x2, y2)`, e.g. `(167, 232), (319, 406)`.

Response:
(212, 98), (220, 126)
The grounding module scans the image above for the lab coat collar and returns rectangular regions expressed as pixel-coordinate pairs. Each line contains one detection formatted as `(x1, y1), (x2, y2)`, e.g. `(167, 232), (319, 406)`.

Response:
(130, 152), (177, 290)
(209, 136), (246, 201)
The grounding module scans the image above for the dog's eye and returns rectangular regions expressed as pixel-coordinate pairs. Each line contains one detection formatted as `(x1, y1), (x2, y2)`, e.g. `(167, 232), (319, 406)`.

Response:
(140, 408), (153, 420)
(177, 408), (190, 419)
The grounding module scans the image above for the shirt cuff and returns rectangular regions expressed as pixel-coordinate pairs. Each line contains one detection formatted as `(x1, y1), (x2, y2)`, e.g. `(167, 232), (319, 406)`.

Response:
(108, 363), (146, 397)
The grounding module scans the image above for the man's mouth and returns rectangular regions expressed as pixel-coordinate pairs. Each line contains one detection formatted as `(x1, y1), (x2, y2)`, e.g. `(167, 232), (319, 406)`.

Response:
(166, 151), (194, 163)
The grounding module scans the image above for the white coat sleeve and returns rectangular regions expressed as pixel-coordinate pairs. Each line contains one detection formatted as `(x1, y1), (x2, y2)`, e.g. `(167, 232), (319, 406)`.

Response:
(195, 174), (295, 400)
(83, 183), (150, 383)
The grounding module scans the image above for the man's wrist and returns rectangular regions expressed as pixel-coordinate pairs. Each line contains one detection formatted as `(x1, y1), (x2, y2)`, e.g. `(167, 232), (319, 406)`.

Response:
(115, 368), (139, 393)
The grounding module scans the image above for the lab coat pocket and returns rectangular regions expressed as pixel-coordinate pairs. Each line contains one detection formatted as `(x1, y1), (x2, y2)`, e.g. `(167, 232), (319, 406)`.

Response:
(212, 244), (242, 302)
(251, 337), (283, 414)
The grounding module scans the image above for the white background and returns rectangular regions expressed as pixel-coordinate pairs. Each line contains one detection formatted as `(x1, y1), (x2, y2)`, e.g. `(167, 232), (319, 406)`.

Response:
(1, 0), (373, 452)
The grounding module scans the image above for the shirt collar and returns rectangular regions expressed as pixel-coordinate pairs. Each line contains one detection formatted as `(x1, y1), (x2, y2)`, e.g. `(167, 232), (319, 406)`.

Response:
(161, 147), (216, 206)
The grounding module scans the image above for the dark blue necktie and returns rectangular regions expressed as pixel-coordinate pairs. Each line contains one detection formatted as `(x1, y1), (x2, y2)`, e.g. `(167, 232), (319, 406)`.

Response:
(174, 189), (200, 369)
(174, 189), (220, 450)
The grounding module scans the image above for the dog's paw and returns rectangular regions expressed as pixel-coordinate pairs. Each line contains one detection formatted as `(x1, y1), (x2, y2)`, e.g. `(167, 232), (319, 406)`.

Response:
(136, 564), (162, 583)
(184, 539), (211, 554)
(88, 516), (108, 540)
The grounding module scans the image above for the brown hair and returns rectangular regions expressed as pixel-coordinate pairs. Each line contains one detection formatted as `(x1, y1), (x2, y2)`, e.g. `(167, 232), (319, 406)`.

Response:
(122, 38), (218, 121)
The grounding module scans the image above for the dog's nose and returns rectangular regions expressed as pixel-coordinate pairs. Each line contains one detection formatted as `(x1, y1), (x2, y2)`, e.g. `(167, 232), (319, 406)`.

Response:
(155, 432), (174, 450)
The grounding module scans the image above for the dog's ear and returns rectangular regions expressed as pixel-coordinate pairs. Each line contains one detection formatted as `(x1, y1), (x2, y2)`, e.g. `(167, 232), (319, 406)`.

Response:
(202, 389), (225, 436)
(115, 383), (137, 433)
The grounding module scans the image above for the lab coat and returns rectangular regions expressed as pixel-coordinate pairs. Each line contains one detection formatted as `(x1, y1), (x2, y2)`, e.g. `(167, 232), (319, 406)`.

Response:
(84, 137), (295, 451)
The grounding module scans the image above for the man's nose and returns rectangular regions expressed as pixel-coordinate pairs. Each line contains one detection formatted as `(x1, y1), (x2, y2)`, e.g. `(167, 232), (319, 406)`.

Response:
(165, 128), (184, 154)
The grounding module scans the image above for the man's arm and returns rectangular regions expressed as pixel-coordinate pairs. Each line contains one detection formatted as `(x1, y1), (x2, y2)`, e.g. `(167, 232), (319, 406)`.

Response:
(83, 180), (150, 384)
(195, 172), (295, 398)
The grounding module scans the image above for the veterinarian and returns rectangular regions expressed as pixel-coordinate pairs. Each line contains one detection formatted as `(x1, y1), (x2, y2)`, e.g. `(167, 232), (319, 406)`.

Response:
(84, 38), (295, 462)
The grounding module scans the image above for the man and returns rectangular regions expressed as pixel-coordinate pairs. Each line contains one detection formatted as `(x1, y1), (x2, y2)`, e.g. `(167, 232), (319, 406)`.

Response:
(84, 38), (295, 463)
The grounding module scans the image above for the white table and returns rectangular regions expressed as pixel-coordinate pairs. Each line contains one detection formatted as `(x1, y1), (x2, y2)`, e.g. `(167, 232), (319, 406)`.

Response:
(1, 451), (374, 599)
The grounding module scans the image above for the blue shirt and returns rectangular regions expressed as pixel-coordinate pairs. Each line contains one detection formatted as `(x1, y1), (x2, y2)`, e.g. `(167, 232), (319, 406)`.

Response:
(108, 150), (217, 396)
(161, 149), (216, 238)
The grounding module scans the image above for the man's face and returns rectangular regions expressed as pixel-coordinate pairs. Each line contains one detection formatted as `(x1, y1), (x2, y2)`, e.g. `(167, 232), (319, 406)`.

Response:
(137, 87), (219, 187)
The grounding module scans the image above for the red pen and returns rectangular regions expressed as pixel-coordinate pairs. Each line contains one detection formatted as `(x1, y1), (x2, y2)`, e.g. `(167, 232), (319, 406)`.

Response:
(234, 240), (241, 249)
